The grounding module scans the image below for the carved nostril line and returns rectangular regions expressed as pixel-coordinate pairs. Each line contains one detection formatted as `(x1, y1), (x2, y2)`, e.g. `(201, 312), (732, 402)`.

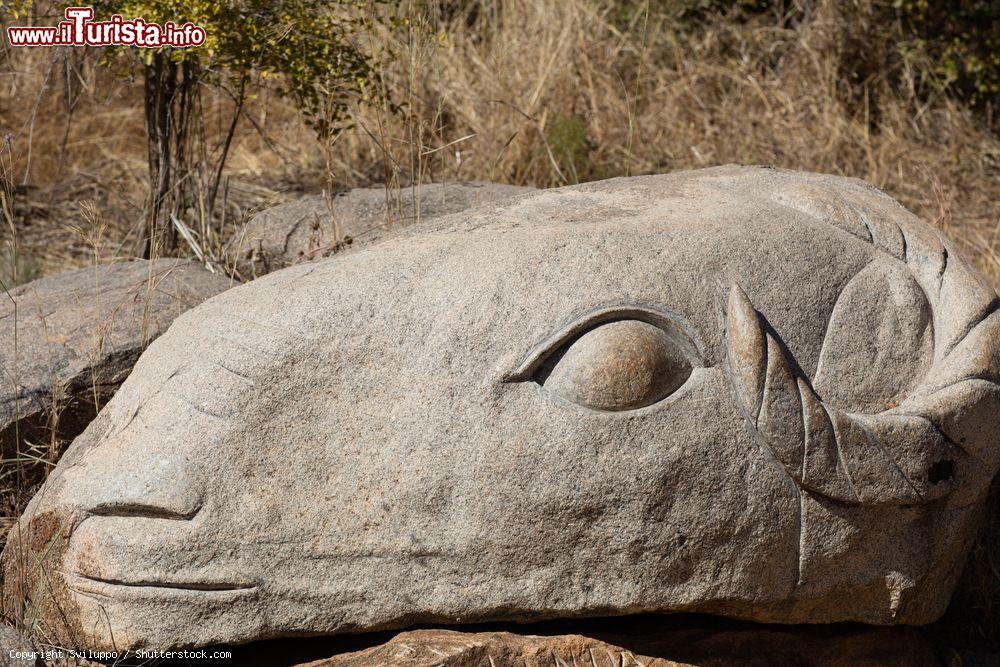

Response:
(88, 502), (201, 521)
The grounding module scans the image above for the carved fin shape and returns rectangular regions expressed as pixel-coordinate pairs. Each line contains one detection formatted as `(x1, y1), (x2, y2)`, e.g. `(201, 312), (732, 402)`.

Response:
(850, 413), (963, 504)
(799, 379), (855, 502)
(758, 334), (805, 476)
(897, 379), (1000, 470)
(726, 285), (766, 421)
(936, 251), (997, 361)
(725, 283), (969, 507)
(727, 285), (804, 483)
(925, 304), (1000, 391)
(827, 411), (922, 505)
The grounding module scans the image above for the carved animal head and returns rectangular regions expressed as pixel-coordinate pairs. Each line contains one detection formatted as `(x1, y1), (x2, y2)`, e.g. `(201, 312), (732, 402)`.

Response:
(4, 166), (998, 651)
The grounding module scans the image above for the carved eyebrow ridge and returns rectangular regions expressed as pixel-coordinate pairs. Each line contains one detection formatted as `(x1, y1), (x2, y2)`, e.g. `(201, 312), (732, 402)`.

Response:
(505, 304), (701, 383)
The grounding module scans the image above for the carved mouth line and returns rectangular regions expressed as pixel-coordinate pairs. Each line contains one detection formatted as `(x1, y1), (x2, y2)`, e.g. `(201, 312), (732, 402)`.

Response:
(70, 573), (257, 594)
(88, 502), (202, 521)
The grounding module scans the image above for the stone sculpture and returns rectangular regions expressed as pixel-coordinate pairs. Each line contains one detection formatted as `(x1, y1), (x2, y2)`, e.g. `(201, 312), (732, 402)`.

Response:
(0, 260), (231, 491)
(3, 166), (998, 651)
(226, 181), (536, 276)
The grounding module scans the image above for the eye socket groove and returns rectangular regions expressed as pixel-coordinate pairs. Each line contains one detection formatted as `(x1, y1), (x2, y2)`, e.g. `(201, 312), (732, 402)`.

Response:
(530, 316), (664, 385)
(507, 306), (701, 412)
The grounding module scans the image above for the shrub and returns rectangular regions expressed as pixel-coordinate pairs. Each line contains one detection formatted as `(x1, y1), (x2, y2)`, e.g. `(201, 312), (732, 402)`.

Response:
(616, 1), (998, 108)
(93, 0), (386, 256)
(891, 0), (999, 106)
(547, 113), (593, 184)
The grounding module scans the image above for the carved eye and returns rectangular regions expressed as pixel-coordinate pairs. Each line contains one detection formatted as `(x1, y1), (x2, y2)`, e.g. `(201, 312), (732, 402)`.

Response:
(509, 310), (698, 411)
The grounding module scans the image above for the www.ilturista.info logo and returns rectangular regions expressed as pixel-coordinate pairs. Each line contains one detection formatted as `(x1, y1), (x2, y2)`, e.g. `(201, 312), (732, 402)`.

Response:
(7, 7), (205, 48)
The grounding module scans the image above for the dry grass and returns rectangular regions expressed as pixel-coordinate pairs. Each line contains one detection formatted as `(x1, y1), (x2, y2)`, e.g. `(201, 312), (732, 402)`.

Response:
(1, 1), (998, 282)
(0, 0), (998, 654)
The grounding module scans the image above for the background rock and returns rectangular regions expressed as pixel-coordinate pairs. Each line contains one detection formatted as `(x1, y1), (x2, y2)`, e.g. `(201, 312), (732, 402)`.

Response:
(226, 181), (535, 277)
(0, 259), (231, 533)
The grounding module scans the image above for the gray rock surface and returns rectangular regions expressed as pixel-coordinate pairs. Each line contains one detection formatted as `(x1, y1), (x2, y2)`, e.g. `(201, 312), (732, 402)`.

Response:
(4, 166), (999, 651)
(0, 624), (37, 667)
(226, 181), (535, 276)
(0, 260), (231, 486)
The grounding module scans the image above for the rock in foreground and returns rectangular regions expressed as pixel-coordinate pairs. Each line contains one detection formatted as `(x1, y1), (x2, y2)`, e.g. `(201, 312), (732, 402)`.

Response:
(311, 623), (941, 667)
(5, 167), (999, 650)
(226, 181), (535, 276)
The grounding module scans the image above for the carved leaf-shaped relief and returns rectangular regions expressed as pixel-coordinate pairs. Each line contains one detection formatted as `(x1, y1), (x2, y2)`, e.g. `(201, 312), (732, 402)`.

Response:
(726, 278), (993, 507)
(813, 259), (933, 414)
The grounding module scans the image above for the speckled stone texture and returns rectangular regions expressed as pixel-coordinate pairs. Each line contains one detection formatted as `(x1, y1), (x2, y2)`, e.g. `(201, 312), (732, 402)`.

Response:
(226, 181), (536, 277)
(0, 260), (231, 471)
(306, 622), (941, 667)
(4, 167), (998, 651)
(0, 623), (37, 667)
